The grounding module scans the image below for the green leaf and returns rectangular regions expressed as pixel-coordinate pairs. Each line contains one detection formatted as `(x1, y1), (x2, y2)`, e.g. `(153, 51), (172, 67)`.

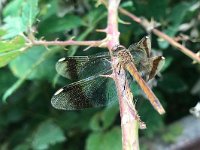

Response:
(90, 112), (103, 131)
(0, 36), (25, 66)
(21, 0), (39, 27)
(9, 46), (57, 81)
(2, 76), (25, 102)
(161, 123), (183, 143)
(2, 17), (26, 39)
(84, 6), (106, 25)
(4, 106), (24, 123)
(67, 7), (107, 56)
(0, 36), (25, 53)
(39, 1), (59, 21)
(0, 29), (7, 37)
(0, 50), (23, 67)
(86, 127), (122, 150)
(38, 15), (83, 35)
(0, 69), (16, 96)
(134, 0), (168, 20)
(129, 81), (141, 96)
(158, 2), (191, 49)
(2, 0), (39, 39)
(158, 73), (188, 93)
(160, 57), (173, 72)
(3, 0), (24, 17)
(139, 96), (165, 138)
(89, 104), (119, 131)
(2, 47), (59, 101)
(168, 2), (190, 27)
(121, 1), (134, 8)
(0, 98), (26, 130)
(14, 144), (30, 150)
(32, 120), (66, 150)
(101, 104), (119, 129)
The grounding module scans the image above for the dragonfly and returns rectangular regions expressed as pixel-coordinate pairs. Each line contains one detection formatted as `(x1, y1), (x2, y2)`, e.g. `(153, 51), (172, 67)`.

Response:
(51, 36), (165, 114)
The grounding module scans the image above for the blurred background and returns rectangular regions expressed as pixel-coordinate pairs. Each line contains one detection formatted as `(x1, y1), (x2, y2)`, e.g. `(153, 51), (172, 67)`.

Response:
(0, 0), (200, 149)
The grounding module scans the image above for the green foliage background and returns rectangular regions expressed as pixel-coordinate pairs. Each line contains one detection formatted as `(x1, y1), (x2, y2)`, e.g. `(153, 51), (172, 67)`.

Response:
(0, 0), (200, 149)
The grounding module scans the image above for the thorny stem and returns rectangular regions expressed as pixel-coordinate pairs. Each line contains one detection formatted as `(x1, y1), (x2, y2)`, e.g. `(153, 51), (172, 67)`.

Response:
(107, 0), (139, 150)
(119, 7), (200, 63)
(31, 39), (107, 48)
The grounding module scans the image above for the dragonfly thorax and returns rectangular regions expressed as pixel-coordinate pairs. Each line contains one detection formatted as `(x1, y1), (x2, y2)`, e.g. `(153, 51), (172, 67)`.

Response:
(117, 49), (134, 67)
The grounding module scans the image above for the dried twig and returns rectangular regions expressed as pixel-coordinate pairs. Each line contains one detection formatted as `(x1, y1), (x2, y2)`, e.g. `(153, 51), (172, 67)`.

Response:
(119, 7), (200, 63)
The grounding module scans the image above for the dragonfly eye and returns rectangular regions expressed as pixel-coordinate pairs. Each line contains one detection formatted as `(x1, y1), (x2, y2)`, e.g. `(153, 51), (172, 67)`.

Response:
(112, 45), (126, 52)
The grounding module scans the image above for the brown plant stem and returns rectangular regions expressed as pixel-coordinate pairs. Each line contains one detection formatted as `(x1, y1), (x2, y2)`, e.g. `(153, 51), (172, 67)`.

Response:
(119, 7), (200, 63)
(107, 1), (139, 150)
(31, 39), (107, 47)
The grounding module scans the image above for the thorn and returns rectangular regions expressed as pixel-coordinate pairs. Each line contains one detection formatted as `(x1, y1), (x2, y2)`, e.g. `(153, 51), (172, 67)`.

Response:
(192, 51), (200, 64)
(44, 45), (50, 51)
(96, 28), (108, 33)
(63, 47), (68, 51)
(98, 37), (109, 47)
(40, 36), (45, 40)
(36, 19), (41, 23)
(95, 0), (108, 8)
(139, 121), (147, 129)
(118, 17), (131, 25)
(69, 36), (75, 40)
(99, 74), (114, 78)
(99, 42), (107, 47)
(55, 38), (59, 41)
(140, 17), (160, 32)
(20, 33), (31, 43)
(83, 45), (92, 51)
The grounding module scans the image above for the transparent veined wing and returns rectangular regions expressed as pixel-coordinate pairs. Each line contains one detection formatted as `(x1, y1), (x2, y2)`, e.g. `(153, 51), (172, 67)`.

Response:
(56, 52), (111, 80)
(128, 36), (151, 58)
(51, 71), (118, 110)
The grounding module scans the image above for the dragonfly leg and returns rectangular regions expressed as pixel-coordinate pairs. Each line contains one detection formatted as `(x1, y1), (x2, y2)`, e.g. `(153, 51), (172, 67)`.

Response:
(116, 63), (122, 75)
(123, 78), (129, 91)
(103, 58), (111, 64)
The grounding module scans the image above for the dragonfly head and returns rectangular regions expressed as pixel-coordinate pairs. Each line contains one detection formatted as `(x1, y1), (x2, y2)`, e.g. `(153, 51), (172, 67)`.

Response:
(112, 45), (126, 52)
(112, 44), (126, 57)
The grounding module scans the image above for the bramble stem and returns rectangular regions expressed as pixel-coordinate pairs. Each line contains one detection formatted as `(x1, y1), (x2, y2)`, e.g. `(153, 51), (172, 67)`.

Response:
(31, 39), (107, 48)
(119, 7), (200, 63)
(107, 1), (139, 150)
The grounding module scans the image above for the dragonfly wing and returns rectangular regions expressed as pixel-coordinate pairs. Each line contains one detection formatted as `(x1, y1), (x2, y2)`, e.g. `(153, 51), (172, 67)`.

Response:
(148, 56), (165, 80)
(129, 43), (149, 79)
(125, 62), (165, 114)
(129, 50), (151, 81)
(128, 36), (151, 57)
(56, 56), (90, 79)
(56, 52), (111, 80)
(51, 73), (117, 110)
(78, 57), (111, 79)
